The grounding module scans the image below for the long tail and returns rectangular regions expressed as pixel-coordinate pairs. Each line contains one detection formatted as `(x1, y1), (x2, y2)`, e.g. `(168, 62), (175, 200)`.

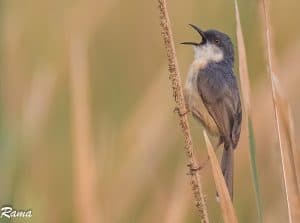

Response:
(220, 144), (234, 200)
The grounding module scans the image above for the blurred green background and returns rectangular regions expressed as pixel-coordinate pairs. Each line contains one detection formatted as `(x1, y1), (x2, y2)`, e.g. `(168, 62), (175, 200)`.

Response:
(0, 0), (299, 222)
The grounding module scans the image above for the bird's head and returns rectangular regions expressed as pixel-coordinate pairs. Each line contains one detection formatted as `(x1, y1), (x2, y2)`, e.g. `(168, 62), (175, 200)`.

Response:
(182, 24), (234, 66)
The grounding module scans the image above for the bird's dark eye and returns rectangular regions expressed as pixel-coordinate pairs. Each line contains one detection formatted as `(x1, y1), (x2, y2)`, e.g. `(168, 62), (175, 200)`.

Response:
(215, 39), (220, 44)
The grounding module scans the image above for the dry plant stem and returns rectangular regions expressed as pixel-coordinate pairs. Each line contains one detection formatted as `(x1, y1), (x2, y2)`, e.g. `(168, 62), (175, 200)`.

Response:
(261, 0), (300, 222)
(234, 0), (251, 115)
(158, 0), (209, 222)
(203, 131), (238, 223)
(69, 33), (99, 223)
(234, 1), (263, 222)
(109, 69), (174, 222)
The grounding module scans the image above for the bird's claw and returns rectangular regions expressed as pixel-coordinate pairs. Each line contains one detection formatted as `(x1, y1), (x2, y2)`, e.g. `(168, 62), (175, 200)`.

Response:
(186, 155), (211, 175)
(187, 163), (204, 175)
(173, 107), (189, 117)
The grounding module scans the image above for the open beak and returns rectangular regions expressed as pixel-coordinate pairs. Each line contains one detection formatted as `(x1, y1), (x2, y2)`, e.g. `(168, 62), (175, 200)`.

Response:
(181, 24), (206, 46)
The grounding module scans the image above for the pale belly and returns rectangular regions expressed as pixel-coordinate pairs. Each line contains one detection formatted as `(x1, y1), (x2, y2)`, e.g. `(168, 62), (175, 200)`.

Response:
(184, 61), (220, 136)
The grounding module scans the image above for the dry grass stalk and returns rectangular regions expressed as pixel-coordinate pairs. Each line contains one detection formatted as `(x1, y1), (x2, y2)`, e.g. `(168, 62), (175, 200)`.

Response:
(108, 68), (175, 222)
(203, 131), (239, 223)
(2, 14), (25, 125)
(22, 68), (57, 143)
(286, 108), (300, 191)
(261, 0), (300, 222)
(65, 0), (116, 221)
(270, 75), (300, 222)
(69, 34), (99, 223)
(157, 0), (209, 221)
(234, 0), (251, 116)
(234, 1), (263, 222)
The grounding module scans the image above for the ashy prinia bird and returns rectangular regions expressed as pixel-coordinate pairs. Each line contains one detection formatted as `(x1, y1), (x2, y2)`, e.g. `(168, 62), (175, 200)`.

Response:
(181, 24), (242, 200)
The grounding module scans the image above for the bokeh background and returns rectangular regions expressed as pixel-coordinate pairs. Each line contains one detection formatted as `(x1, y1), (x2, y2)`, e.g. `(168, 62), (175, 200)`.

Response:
(0, 0), (299, 222)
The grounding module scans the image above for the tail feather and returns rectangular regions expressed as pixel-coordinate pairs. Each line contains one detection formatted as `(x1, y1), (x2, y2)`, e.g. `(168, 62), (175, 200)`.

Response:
(220, 144), (234, 200)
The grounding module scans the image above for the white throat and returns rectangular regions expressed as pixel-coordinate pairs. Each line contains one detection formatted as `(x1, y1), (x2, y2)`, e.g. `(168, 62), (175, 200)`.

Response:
(193, 43), (223, 64)
(185, 43), (224, 96)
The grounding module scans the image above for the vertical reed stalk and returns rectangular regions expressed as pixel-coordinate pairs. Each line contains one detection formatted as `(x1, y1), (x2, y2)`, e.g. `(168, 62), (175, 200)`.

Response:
(203, 131), (239, 223)
(261, 0), (300, 222)
(157, 0), (209, 222)
(69, 33), (99, 223)
(234, 1), (263, 221)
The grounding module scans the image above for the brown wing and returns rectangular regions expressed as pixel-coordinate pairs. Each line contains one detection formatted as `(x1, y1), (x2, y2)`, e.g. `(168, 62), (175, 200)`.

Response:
(197, 70), (242, 148)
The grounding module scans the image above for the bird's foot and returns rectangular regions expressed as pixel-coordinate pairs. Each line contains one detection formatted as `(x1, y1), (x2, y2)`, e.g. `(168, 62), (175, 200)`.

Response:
(188, 163), (204, 171)
(187, 160), (208, 175)
(173, 107), (190, 117)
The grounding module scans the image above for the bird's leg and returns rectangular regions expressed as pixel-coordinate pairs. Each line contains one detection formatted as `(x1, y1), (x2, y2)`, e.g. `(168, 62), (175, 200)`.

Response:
(188, 139), (224, 173)
(173, 106), (190, 117)
(188, 158), (209, 173)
